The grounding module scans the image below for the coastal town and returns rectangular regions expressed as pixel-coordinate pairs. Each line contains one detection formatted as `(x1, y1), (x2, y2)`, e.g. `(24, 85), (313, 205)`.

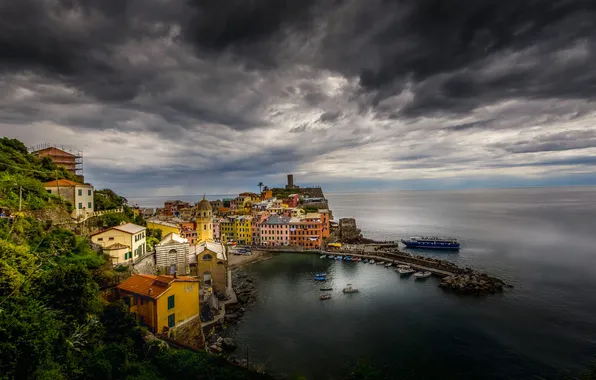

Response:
(1, 141), (509, 367)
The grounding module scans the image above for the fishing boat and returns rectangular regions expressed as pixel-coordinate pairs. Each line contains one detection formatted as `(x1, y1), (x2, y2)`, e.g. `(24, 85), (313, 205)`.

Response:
(397, 267), (416, 275)
(385, 263), (393, 267)
(320, 254), (327, 259)
(401, 236), (460, 250)
(414, 271), (432, 279)
(369, 259), (375, 264)
(342, 284), (359, 293)
(320, 287), (333, 291)
(320, 294), (332, 300)
(314, 276), (327, 281)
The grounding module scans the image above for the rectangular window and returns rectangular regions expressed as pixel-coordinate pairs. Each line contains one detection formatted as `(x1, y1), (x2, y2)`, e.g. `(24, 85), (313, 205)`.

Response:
(168, 313), (175, 328)
(88, 189), (92, 196)
(88, 202), (92, 209)
(78, 202), (83, 209)
(47, 189), (52, 194)
(109, 237), (114, 240)
(167, 295), (175, 309)
(78, 189), (82, 196)
(98, 238), (103, 241)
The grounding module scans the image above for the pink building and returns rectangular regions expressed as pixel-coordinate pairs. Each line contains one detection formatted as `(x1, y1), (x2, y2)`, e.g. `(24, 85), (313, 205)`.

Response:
(285, 194), (300, 208)
(251, 211), (270, 245)
(260, 215), (291, 246)
(212, 219), (221, 241)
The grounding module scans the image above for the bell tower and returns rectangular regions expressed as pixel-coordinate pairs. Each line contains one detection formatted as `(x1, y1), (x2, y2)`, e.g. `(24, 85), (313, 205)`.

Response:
(196, 195), (213, 243)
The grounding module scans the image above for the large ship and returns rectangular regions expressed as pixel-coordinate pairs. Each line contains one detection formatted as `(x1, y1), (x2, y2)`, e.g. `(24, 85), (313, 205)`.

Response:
(401, 236), (460, 250)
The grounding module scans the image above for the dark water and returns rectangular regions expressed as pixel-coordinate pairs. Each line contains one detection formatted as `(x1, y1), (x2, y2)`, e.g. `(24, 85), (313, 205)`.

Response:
(227, 187), (596, 379)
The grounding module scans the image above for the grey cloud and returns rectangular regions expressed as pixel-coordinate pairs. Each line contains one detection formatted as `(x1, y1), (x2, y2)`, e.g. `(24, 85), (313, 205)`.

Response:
(318, 110), (342, 123)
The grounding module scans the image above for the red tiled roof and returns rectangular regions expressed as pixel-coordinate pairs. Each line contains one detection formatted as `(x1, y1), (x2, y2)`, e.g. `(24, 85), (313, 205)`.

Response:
(117, 274), (199, 299)
(43, 179), (89, 187)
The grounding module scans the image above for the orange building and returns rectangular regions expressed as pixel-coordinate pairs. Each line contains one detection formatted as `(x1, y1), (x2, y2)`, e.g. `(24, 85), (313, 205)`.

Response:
(116, 274), (200, 334)
(290, 213), (323, 249)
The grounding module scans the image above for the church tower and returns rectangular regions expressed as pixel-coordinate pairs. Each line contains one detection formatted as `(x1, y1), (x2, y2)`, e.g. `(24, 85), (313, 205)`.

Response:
(196, 195), (214, 243)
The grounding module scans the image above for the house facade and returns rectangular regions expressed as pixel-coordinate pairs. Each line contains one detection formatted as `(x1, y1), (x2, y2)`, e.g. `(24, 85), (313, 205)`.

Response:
(155, 233), (190, 275)
(116, 274), (200, 334)
(44, 179), (94, 217)
(195, 241), (228, 292)
(261, 215), (291, 246)
(91, 223), (147, 264)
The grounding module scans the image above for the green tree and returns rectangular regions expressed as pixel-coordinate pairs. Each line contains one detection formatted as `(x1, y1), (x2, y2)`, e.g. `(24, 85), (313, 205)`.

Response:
(94, 189), (128, 211)
(0, 238), (38, 297)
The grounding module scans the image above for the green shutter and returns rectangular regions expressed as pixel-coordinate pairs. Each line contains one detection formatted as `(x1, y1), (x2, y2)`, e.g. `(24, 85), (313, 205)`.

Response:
(167, 295), (175, 309)
(168, 313), (175, 328)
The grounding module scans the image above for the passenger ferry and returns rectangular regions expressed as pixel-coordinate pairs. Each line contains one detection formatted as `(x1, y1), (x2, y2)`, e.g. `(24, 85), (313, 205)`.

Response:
(401, 236), (460, 250)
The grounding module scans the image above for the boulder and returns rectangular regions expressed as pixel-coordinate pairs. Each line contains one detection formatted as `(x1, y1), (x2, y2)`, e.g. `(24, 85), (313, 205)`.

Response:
(222, 337), (237, 351)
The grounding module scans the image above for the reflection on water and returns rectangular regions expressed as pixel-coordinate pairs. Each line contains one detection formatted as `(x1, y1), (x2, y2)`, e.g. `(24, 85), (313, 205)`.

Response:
(229, 187), (596, 380)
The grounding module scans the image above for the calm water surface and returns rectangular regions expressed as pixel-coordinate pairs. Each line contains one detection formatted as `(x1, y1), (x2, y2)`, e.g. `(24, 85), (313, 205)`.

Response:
(225, 187), (596, 379)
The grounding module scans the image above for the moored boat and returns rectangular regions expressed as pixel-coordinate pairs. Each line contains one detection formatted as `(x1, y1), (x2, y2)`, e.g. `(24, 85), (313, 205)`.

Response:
(369, 259), (375, 264)
(401, 236), (460, 250)
(314, 276), (327, 281)
(376, 261), (385, 265)
(320, 254), (327, 259)
(315, 272), (327, 277)
(320, 287), (333, 291)
(342, 284), (359, 293)
(320, 294), (332, 300)
(385, 263), (393, 267)
(414, 271), (432, 279)
(327, 255), (335, 259)
(351, 257), (359, 261)
(363, 259), (369, 263)
(336, 255), (343, 260)
(397, 267), (416, 275)
(345, 256), (353, 260)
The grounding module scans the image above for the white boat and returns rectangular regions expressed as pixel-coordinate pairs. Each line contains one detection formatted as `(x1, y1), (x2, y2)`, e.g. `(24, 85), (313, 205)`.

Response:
(369, 260), (375, 264)
(397, 267), (416, 275)
(376, 261), (385, 265)
(397, 264), (411, 269)
(414, 271), (432, 279)
(328, 255), (335, 259)
(320, 254), (327, 259)
(320, 294), (332, 300)
(385, 263), (393, 267)
(342, 284), (359, 293)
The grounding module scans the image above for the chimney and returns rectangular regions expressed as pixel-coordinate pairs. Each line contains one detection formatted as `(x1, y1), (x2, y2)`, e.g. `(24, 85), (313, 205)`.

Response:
(173, 271), (178, 279)
(148, 288), (153, 295)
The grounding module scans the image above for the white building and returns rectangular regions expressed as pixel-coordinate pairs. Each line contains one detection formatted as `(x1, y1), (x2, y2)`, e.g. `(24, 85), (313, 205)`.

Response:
(90, 223), (147, 265)
(43, 179), (94, 217)
(155, 233), (190, 275)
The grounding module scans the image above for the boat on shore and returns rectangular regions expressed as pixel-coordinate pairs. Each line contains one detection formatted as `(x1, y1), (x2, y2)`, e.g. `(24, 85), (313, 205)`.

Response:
(401, 236), (460, 250)
(342, 284), (359, 293)
(351, 257), (359, 261)
(320, 287), (333, 291)
(414, 271), (432, 279)
(345, 256), (353, 260)
(369, 260), (375, 264)
(320, 294), (332, 300)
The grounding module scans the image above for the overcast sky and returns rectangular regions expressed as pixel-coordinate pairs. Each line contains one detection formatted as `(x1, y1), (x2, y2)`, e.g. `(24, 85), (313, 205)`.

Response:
(1, 0), (596, 197)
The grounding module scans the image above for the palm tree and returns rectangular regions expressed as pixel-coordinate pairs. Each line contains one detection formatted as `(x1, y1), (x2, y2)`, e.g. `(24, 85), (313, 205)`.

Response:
(258, 182), (264, 193)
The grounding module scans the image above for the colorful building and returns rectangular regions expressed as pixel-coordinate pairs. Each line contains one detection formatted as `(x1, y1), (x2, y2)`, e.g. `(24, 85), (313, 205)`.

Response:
(146, 220), (180, 237)
(91, 223), (147, 265)
(261, 215), (291, 246)
(195, 196), (214, 243)
(116, 274), (200, 334)
(285, 194), (300, 208)
(290, 213), (323, 249)
(194, 241), (228, 293)
(212, 219), (221, 241)
(163, 200), (190, 217)
(43, 179), (94, 217)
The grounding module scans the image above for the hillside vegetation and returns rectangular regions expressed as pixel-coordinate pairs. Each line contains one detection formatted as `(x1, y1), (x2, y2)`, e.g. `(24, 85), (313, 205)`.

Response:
(0, 137), (271, 380)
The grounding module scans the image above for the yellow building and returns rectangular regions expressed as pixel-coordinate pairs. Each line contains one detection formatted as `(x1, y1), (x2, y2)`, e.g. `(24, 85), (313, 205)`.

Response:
(234, 216), (252, 245)
(195, 196), (214, 243)
(91, 223), (147, 265)
(195, 241), (228, 293)
(116, 274), (200, 334)
(220, 219), (234, 242)
(146, 220), (180, 237)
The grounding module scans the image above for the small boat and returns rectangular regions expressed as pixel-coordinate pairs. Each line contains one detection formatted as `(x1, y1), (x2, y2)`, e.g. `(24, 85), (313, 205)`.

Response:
(314, 276), (327, 281)
(369, 260), (375, 264)
(315, 272), (327, 277)
(351, 257), (359, 261)
(397, 264), (411, 270)
(345, 256), (352, 260)
(320, 254), (326, 259)
(376, 261), (385, 265)
(343, 284), (359, 293)
(320, 294), (332, 300)
(336, 256), (343, 261)
(320, 287), (333, 291)
(397, 267), (416, 275)
(357, 257), (362, 261)
(414, 271), (432, 279)
(385, 263), (393, 267)
(327, 255), (335, 259)
(363, 259), (369, 263)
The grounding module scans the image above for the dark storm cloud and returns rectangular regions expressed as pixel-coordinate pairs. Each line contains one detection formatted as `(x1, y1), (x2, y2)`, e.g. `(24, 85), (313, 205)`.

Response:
(318, 110), (342, 123)
(493, 130), (596, 154)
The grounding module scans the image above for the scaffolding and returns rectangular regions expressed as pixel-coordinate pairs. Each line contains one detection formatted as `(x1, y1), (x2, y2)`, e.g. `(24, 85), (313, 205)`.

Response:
(29, 143), (84, 177)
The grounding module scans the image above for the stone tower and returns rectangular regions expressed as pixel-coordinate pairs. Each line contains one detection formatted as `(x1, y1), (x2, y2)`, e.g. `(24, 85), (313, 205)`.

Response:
(196, 195), (213, 243)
